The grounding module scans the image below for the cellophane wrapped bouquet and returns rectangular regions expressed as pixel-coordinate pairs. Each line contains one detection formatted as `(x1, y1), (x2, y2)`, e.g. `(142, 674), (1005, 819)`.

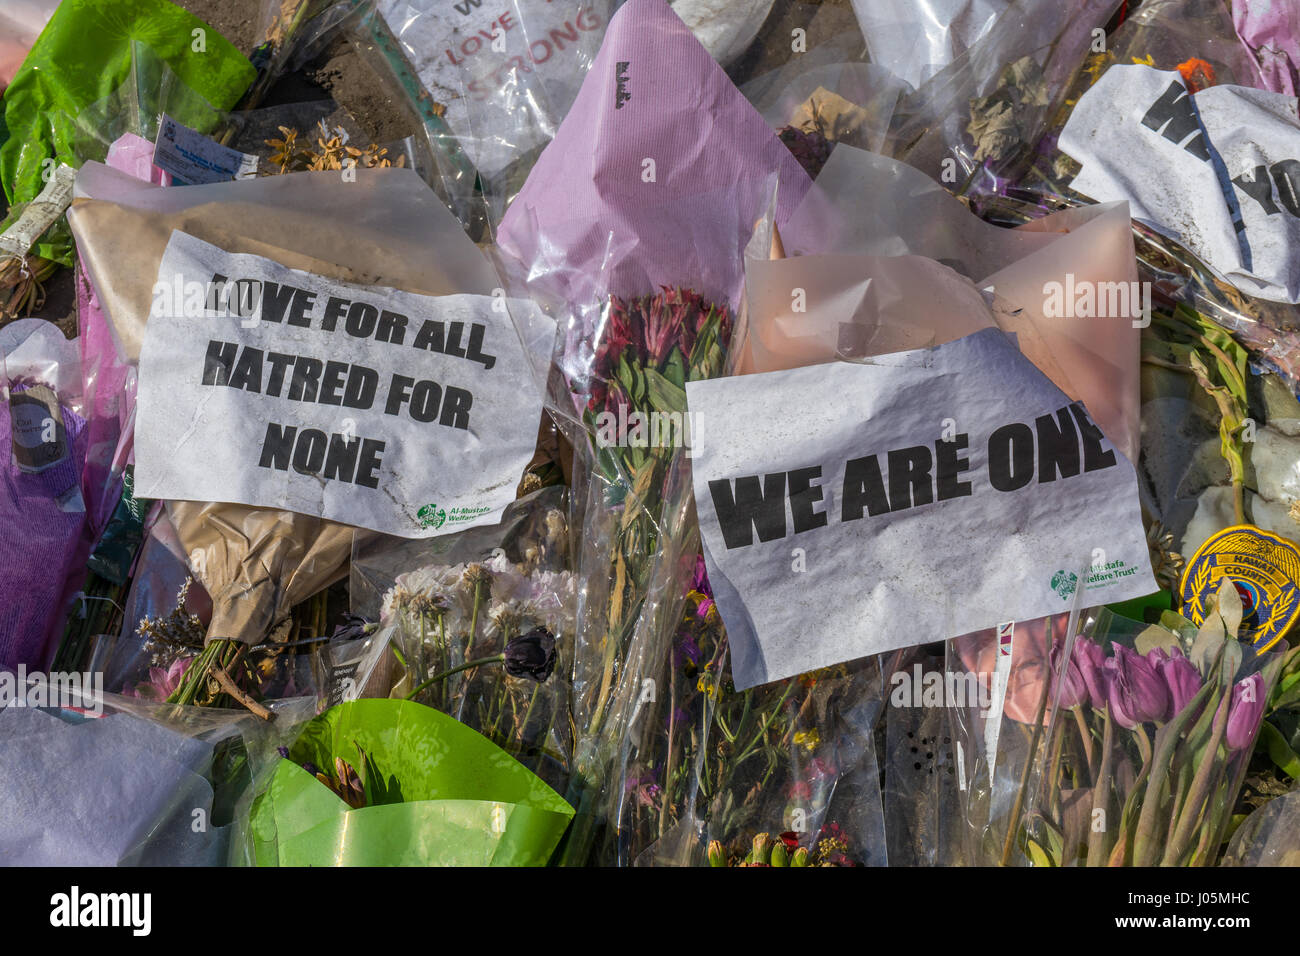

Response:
(963, 580), (1282, 866)
(491, 0), (812, 864)
(374, 490), (577, 790)
(613, 553), (887, 866)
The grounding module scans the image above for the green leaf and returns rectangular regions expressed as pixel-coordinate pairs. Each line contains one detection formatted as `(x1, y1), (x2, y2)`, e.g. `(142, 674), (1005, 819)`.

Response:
(1270, 672), (1300, 711)
(356, 743), (403, 807)
(644, 367), (688, 415)
(1260, 721), (1300, 780)
(661, 347), (687, 391)
(1024, 836), (1058, 867)
(1135, 624), (1181, 657)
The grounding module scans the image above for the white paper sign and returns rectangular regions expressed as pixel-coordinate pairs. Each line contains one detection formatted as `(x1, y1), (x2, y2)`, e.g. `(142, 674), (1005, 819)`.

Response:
(688, 328), (1155, 689)
(1060, 64), (1300, 303)
(135, 232), (550, 538)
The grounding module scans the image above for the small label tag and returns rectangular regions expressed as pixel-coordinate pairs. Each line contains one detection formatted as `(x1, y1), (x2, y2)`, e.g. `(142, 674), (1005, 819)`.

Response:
(326, 660), (361, 707)
(10, 384), (67, 473)
(153, 114), (259, 186)
(0, 164), (76, 258)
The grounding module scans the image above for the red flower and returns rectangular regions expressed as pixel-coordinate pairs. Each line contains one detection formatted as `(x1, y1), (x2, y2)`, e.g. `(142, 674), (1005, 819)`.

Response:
(779, 831), (799, 850)
(641, 289), (686, 367)
(594, 295), (638, 377)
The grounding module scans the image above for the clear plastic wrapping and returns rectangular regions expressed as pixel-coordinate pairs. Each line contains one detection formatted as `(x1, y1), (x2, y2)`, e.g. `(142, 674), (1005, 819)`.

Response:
(951, 584), (1283, 866)
(612, 550), (888, 866)
(350, 485), (575, 789)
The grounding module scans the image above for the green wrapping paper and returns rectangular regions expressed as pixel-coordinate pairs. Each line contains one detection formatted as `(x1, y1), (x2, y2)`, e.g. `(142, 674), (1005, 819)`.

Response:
(249, 699), (574, 866)
(0, 0), (255, 260)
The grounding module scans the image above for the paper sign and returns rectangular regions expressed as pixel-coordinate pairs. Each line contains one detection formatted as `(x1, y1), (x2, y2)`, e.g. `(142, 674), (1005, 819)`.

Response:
(688, 328), (1155, 689)
(135, 232), (550, 538)
(153, 114), (259, 186)
(1060, 64), (1300, 303)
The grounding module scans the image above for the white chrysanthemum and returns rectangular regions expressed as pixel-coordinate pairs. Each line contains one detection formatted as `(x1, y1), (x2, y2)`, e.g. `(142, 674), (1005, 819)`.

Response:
(526, 569), (578, 638)
(484, 599), (551, 641)
(489, 563), (535, 607)
(380, 563), (469, 625)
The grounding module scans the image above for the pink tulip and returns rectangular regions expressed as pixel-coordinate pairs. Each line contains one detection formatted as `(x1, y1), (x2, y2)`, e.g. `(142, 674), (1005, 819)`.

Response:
(1105, 644), (1170, 729)
(1226, 673), (1267, 751)
(1050, 637), (1088, 708)
(1150, 647), (1203, 720)
(1072, 637), (1110, 712)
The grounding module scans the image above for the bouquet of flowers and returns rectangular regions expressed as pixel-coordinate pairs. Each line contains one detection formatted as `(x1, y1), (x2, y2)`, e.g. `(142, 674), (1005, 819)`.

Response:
(994, 580), (1282, 866)
(491, 0), (812, 866)
(245, 698), (574, 866)
(612, 554), (886, 866)
(377, 500), (576, 787)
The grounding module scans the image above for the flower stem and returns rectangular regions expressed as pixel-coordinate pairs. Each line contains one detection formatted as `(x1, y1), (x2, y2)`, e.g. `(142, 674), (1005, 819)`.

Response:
(1073, 706), (1096, 784)
(1086, 708), (1115, 866)
(1001, 642), (1053, 867)
(405, 655), (504, 700)
(1162, 696), (1230, 865)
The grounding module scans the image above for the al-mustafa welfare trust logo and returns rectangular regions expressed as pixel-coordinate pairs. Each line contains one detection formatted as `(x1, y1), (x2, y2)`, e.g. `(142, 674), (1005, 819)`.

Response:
(1050, 559), (1140, 600)
(416, 502), (493, 531)
(417, 503), (447, 530)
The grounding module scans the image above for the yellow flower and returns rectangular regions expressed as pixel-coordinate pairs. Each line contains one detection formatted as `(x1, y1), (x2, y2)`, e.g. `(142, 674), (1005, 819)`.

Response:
(793, 729), (820, 753)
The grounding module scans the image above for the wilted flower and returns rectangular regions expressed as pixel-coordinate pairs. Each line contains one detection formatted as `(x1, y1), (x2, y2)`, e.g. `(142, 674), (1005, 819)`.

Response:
(485, 599), (533, 640)
(625, 770), (661, 808)
(462, 563), (494, 592)
(329, 614), (374, 642)
(778, 125), (833, 178)
(1105, 644), (1170, 729)
(594, 295), (638, 376)
(503, 627), (557, 682)
(1226, 673), (1267, 751)
(641, 291), (685, 367)
(603, 377), (631, 419)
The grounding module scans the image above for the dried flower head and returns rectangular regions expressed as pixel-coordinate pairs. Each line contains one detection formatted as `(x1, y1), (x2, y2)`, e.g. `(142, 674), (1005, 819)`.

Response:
(136, 576), (207, 667)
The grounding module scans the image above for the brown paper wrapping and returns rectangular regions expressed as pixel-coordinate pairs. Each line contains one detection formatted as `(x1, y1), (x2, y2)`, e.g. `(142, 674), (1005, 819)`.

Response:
(67, 164), (502, 642)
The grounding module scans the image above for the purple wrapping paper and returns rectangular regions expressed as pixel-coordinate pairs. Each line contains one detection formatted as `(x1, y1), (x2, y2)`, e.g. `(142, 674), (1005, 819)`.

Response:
(495, 0), (812, 312)
(0, 389), (88, 668)
(1234, 0), (1300, 96)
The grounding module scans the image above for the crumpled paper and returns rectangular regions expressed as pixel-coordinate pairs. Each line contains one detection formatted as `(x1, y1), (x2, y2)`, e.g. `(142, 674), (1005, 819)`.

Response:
(1233, 0), (1300, 96)
(0, 705), (223, 865)
(495, 0), (812, 312)
(756, 145), (1143, 463)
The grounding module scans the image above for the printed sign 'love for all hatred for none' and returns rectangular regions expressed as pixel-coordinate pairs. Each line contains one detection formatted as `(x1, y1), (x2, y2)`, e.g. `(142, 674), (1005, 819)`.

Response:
(134, 231), (550, 538)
